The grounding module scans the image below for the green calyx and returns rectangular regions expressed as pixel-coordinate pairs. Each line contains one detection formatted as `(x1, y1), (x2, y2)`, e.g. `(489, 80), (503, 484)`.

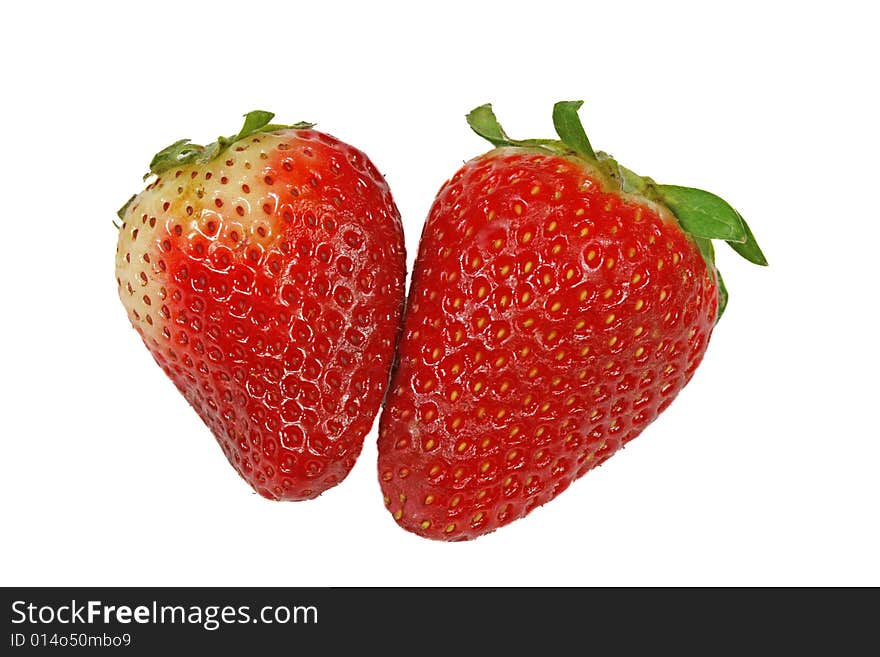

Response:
(466, 101), (768, 321)
(147, 110), (313, 177)
(117, 111), (313, 221)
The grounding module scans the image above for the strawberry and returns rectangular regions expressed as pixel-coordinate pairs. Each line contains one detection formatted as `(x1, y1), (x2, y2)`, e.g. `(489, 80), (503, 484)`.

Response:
(378, 101), (766, 540)
(116, 111), (406, 501)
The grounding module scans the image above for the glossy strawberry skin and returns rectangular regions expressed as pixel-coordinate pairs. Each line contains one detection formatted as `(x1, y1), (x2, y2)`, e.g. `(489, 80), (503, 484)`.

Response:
(378, 148), (717, 540)
(116, 128), (405, 500)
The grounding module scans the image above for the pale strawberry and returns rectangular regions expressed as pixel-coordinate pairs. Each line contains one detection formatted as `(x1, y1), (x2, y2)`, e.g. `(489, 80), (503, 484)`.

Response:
(116, 111), (406, 500)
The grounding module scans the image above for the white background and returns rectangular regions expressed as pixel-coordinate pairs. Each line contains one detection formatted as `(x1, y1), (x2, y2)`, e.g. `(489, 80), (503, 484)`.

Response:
(2, 1), (877, 586)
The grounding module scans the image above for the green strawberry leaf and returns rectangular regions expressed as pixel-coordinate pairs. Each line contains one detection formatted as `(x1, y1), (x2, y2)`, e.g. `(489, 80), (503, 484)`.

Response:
(693, 234), (715, 267)
(616, 163), (645, 194)
(148, 139), (204, 176)
(196, 139), (225, 164)
(692, 236), (726, 322)
(466, 104), (573, 156)
(146, 111), (313, 177)
(234, 110), (276, 141)
(264, 122), (315, 132)
(460, 101), (768, 324)
(466, 104), (513, 147)
(727, 209), (768, 266)
(117, 194), (136, 221)
(552, 100), (596, 159)
(657, 185), (748, 243)
(716, 268), (729, 319)
(658, 185), (767, 267)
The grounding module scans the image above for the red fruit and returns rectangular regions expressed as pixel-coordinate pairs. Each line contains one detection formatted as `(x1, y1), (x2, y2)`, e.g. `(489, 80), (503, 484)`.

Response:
(378, 101), (765, 540)
(116, 111), (406, 500)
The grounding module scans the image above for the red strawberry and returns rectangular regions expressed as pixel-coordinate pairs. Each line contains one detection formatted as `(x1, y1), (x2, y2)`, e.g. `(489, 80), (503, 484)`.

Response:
(116, 111), (406, 500)
(378, 101), (765, 540)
